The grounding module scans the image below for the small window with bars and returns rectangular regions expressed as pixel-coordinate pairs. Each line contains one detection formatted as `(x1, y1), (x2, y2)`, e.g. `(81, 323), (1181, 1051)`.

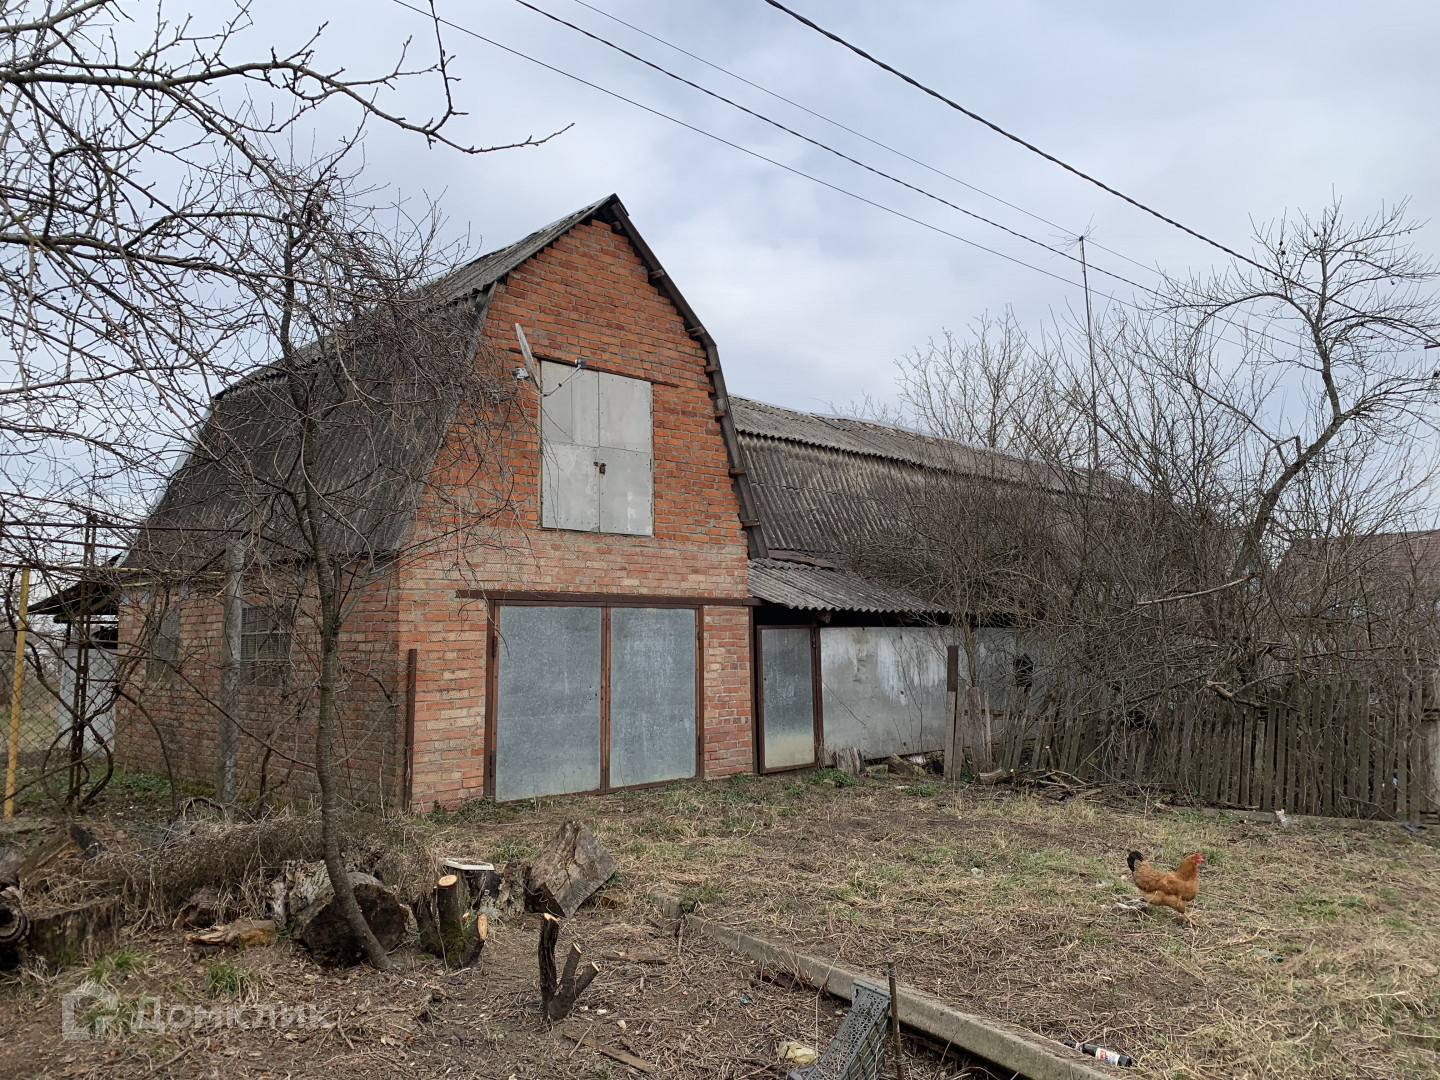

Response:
(147, 608), (181, 682)
(241, 605), (291, 686)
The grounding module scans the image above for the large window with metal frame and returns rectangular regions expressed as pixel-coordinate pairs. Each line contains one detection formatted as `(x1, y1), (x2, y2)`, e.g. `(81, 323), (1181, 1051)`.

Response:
(490, 602), (698, 800)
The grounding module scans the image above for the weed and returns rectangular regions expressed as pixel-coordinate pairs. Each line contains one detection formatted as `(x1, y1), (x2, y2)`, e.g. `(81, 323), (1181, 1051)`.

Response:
(205, 960), (257, 999)
(680, 882), (723, 907)
(87, 948), (148, 985)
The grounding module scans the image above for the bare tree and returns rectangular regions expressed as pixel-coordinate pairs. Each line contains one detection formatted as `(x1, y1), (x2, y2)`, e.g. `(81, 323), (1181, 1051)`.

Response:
(866, 202), (1440, 713)
(0, 0), (557, 549)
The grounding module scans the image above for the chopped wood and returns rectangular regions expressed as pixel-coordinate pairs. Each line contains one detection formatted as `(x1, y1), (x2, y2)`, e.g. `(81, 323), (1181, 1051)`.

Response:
(494, 859), (528, 919)
(885, 755), (927, 779)
(185, 917), (276, 949)
(442, 859), (502, 902)
(417, 873), (485, 968)
(0, 847), (21, 889)
(562, 1028), (656, 1073)
(832, 747), (863, 777)
(977, 768), (1014, 785)
(15, 823), (101, 889)
(540, 913), (600, 1021)
(528, 820), (616, 918)
(292, 871), (408, 967)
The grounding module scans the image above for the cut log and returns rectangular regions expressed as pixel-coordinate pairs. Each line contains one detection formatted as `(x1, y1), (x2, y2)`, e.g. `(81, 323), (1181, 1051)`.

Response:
(292, 871), (408, 967)
(416, 873), (486, 967)
(0, 885), (26, 970)
(833, 747), (863, 778)
(886, 755), (927, 779)
(977, 768), (1014, 786)
(185, 917), (276, 949)
(15, 823), (101, 889)
(24, 896), (119, 968)
(527, 820), (616, 918)
(539, 912), (599, 1021)
(442, 859), (502, 902)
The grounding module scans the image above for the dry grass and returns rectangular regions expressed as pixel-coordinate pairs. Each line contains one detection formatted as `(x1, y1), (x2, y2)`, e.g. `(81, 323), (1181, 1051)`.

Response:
(405, 772), (1440, 1080)
(3, 771), (1436, 1079)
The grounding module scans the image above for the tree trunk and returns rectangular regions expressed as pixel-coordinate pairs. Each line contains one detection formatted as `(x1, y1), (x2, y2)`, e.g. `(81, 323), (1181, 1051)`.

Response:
(313, 564), (393, 970)
(539, 913), (599, 1020)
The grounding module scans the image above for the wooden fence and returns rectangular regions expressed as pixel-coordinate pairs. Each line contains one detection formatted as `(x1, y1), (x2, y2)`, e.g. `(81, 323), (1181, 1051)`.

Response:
(969, 683), (1438, 821)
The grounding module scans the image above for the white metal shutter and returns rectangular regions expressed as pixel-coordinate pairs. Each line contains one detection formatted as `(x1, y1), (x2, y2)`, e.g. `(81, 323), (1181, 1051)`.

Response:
(540, 361), (653, 535)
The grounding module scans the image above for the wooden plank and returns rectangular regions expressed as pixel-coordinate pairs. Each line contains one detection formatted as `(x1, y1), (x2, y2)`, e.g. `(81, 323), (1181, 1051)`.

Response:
(1356, 691), (1372, 817)
(1320, 683), (1336, 817)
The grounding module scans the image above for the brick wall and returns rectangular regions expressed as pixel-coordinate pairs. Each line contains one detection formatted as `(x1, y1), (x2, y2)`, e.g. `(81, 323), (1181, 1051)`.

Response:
(116, 212), (757, 810)
(401, 218), (753, 808)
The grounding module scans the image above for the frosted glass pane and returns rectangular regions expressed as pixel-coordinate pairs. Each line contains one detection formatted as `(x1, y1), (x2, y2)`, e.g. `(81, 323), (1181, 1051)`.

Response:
(609, 608), (696, 788)
(761, 628), (816, 769)
(494, 606), (602, 800)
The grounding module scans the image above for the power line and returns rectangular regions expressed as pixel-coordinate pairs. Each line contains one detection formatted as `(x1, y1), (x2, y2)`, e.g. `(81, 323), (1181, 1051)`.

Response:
(566, 0), (1173, 289)
(758, 0), (1440, 348)
(496, 0), (1310, 356)
(508, 0), (1159, 298)
(391, 0), (1105, 296)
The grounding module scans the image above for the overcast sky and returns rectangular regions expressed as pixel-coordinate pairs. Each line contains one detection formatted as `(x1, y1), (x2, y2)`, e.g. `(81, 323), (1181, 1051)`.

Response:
(238, 0), (1439, 415)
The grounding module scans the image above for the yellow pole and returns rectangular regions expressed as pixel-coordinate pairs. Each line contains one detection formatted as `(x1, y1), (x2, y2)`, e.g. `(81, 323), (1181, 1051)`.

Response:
(4, 567), (30, 819)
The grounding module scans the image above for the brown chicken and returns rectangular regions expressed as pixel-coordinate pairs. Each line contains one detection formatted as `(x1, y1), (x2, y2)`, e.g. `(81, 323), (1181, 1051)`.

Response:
(1127, 850), (1203, 916)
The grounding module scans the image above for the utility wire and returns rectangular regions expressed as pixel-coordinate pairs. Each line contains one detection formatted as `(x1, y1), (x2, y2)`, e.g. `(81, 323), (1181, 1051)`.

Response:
(499, 0), (1307, 355)
(508, 0), (1160, 296)
(758, 0), (1440, 347)
(392, 0), (1104, 297)
(566, 0), (1169, 286)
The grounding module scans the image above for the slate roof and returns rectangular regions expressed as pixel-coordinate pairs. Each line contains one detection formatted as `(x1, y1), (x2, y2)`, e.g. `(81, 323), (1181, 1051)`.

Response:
(748, 558), (945, 615)
(127, 195), (763, 569)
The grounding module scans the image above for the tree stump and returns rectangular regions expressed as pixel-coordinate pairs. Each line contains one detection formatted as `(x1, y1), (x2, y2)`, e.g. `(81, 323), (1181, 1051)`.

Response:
(833, 747), (863, 777)
(538, 913), (599, 1021)
(527, 820), (615, 918)
(415, 873), (486, 968)
(23, 896), (119, 968)
(292, 871), (408, 967)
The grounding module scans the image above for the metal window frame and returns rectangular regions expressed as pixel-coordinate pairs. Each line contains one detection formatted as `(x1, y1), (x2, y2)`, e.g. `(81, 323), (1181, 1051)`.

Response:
(484, 597), (705, 800)
(753, 622), (823, 774)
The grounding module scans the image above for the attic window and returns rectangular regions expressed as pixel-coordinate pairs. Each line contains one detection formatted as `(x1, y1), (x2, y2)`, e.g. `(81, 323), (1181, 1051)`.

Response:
(539, 360), (653, 535)
(241, 604), (291, 686)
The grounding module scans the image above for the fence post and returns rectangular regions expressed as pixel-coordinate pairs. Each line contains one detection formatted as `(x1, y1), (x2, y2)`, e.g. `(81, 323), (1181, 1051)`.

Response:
(217, 537), (244, 805)
(4, 567), (30, 819)
(942, 645), (959, 781)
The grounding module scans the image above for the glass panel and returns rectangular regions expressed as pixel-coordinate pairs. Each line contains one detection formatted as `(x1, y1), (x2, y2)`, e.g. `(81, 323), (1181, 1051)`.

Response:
(609, 608), (696, 788)
(494, 606), (602, 800)
(761, 627), (816, 769)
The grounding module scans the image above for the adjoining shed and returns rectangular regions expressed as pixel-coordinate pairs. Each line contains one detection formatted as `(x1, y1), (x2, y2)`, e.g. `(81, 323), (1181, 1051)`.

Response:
(734, 398), (1042, 768)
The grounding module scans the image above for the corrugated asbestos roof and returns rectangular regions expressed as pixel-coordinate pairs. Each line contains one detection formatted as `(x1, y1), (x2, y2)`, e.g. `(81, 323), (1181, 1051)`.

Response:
(748, 558), (947, 614)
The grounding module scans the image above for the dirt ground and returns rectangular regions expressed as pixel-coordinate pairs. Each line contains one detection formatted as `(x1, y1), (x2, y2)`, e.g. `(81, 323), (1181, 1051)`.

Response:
(2, 769), (1439, 1080)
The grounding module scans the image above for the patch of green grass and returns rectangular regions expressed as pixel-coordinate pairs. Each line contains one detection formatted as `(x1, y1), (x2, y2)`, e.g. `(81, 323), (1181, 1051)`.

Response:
(680, 882), (723, 907)
(809, 768), (857, 788)
(901, 783), (939, 797)
(205, 960), (257, 999)
(1295, 889), (1339, 922)
(87, 948), (148, 984)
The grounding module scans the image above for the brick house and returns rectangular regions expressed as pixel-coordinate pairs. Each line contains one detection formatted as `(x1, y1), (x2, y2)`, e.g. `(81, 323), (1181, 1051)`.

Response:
(115, 195), (1039, 808)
